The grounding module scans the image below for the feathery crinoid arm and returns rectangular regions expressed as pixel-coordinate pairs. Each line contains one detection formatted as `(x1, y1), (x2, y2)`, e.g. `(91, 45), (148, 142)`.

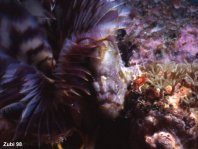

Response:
(55, 0), (131, 43)
(0, 52), (73, 145)
(0, 0), (55, 74)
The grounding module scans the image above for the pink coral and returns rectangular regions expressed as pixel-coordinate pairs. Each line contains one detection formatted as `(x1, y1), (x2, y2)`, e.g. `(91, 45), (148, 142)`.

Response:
(175, 25), (198, 56)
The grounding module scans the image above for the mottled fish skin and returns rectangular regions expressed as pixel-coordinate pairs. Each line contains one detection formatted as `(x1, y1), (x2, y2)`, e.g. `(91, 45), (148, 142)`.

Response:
(0, 0), (55, 73)
(56, 0), (132, 119)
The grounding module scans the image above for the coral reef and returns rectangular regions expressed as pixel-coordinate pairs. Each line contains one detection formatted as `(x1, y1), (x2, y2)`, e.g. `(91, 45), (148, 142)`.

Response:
(127, 63), (198, 148)
(119, 0), (198, 65)
(0, 0), (197, 149)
